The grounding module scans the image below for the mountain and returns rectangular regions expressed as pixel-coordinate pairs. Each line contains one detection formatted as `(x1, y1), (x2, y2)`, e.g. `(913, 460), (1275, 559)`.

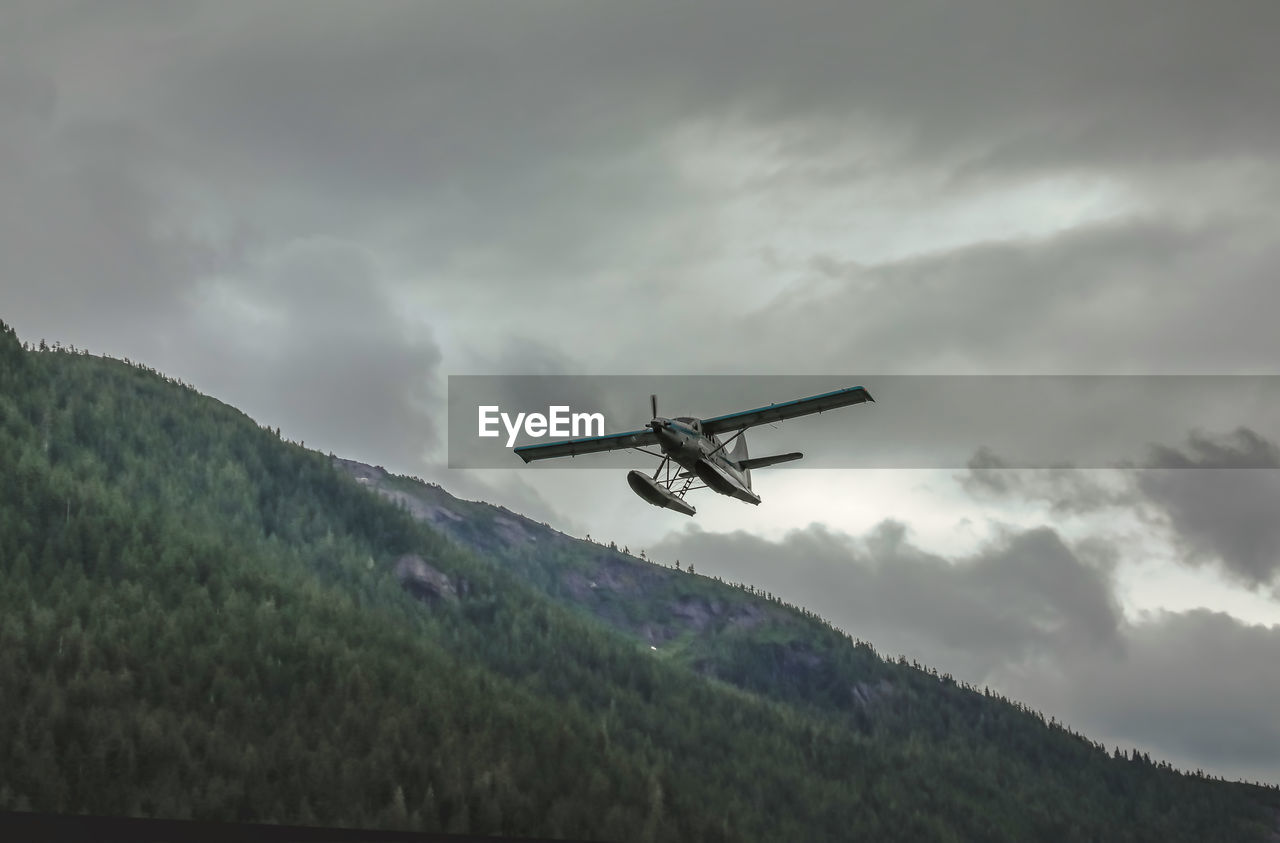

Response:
(334, 457), (897, 717)
(2, 317), (1278, 842)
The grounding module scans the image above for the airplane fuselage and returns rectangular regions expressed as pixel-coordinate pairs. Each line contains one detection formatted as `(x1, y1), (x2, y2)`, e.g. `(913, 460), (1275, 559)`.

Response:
(650, 416), (760, 504)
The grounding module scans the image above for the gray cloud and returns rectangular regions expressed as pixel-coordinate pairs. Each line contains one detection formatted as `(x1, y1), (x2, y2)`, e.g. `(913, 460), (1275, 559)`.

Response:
(734, 211), (1280, 375)
(143, 1), (1280, 185)
(1146, 427), (1280, 471)
(958, 428), (1280, 587)
(178, 236), (443, 471)
(6, 0), (1279, 388)
(1139, 429), (1280, 588)
(0, 106), (208, 346)
(959, 449), (1137, 515)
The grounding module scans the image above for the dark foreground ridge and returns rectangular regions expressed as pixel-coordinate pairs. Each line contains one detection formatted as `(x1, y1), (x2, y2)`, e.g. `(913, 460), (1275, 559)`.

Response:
(2, 318), (1279, 842)
(0, 810), (579, 843)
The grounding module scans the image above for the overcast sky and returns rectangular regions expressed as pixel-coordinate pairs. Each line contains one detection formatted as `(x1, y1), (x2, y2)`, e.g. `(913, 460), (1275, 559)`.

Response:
(3, 0), (1279, 784)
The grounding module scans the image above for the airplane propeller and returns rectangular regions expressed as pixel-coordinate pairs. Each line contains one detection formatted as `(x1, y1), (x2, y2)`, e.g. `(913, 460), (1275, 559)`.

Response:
(647, 393), (672, 432)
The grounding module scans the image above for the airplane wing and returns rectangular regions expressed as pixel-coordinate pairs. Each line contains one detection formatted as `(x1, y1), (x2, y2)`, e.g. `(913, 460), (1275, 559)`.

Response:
(513, 428), (659, 463)
(700, 385), (874, 436)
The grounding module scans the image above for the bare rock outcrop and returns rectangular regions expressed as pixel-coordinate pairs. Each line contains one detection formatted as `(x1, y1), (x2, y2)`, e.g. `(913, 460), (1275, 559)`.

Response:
(394, 555), (458, 604)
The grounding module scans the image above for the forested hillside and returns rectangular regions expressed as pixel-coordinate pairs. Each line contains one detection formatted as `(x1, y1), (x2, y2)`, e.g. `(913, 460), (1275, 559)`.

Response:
(1, 317), (1278, 841)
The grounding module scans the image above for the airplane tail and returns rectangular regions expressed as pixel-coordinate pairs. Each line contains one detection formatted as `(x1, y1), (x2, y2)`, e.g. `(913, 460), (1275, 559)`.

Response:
(737, 451), (803, 470)
(730, 434), (751, 490)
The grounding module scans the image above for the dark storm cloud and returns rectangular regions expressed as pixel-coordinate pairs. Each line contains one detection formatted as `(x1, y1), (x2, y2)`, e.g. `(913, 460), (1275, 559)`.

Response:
(139, 0), (1280, 373)
(959, 448), (1138, 515)
(12, 0), (1269, 318)
(1145, 427), (1280, 471)
(150, 0), (1280, 189)
(957, 428), (1280, 588)
(1139, 429), (1280, 588)
(6, 0), (1278, 387)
